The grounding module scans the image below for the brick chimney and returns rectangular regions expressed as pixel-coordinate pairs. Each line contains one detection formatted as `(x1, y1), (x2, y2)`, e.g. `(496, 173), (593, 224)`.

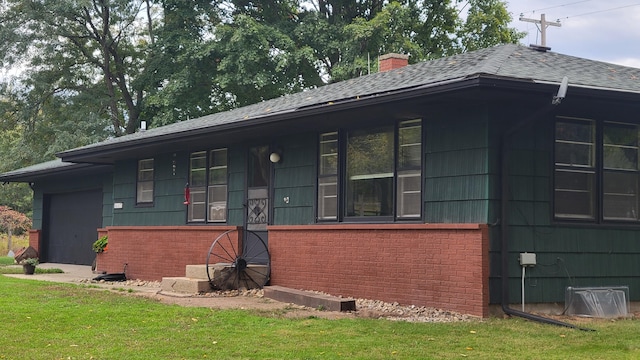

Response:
(378, 53), (409, 72)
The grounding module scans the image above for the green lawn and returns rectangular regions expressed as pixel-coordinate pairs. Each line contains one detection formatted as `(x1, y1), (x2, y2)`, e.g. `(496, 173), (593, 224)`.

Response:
(1, 276), (639, 359)
(0, 256), (63, 274)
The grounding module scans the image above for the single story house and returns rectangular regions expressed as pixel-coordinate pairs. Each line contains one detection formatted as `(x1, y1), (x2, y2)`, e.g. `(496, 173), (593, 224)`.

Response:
(3, 44), (640, 318)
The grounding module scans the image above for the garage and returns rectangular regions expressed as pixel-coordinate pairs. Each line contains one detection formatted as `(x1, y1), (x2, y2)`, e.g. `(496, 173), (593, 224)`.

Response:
(42, 189), (103, 265)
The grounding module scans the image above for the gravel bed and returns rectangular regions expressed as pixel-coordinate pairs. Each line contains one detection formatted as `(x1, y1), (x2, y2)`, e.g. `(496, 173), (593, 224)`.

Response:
(76, 278), (477, 322)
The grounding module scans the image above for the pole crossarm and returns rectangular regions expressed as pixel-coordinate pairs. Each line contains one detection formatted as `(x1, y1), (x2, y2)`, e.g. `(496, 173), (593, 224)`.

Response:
(519, 13), (561, 47)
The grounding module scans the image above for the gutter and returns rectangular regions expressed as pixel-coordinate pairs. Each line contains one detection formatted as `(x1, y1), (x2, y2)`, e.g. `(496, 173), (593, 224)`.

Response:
(499, 77), (593, 331)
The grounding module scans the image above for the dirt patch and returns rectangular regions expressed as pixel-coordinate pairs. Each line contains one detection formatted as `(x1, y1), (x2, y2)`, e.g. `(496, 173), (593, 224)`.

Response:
(133, 291), (356, 320)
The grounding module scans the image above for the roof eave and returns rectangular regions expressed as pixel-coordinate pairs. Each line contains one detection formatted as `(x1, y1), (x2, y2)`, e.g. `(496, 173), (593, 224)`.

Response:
(57, 76), (491, 164)
(0, 163), (112, 183)
(59, 73), (638, 164)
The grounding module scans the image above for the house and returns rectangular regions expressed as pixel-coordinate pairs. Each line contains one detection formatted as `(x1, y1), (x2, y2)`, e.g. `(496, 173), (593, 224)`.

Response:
(3, 44), (640, 318)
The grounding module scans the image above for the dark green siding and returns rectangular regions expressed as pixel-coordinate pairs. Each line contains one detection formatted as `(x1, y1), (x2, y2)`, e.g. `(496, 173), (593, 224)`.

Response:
(490, 112), (640, 304)
(272, 133), (316, 225)
(424, 106), (496, 223)
(111, 153), (188, 226)
(102, 173), (114, 227)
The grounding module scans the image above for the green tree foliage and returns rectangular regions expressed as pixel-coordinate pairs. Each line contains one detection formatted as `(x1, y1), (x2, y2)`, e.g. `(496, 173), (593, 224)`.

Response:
(460, 0), (526, 52)
(0, 0), (523, 146)
(0, 0), (152, 136)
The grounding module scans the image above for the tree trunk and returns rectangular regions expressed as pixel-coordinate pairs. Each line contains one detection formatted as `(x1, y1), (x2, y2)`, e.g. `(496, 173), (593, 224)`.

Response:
(7, 228), (12, 253)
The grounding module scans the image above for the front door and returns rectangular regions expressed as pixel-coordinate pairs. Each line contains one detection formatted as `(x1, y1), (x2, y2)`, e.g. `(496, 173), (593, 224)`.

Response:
(244, 145), (271, 264)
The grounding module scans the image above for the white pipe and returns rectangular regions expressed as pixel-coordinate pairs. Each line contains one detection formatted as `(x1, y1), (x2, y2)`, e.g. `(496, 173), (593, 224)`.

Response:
(522, 266), (526, 312)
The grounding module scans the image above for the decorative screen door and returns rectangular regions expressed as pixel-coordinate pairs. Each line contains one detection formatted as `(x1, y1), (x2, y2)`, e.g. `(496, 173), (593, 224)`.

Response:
(244, 145), (270, 264)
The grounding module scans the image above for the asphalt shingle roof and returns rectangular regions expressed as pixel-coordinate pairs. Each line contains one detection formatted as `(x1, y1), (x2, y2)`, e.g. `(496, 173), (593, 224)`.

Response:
(59, 43), (640, 159)
(1, 43), (636, 177)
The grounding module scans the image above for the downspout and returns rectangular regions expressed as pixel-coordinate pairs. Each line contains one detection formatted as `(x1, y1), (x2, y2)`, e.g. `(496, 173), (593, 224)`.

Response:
(499, 78), (592, 330)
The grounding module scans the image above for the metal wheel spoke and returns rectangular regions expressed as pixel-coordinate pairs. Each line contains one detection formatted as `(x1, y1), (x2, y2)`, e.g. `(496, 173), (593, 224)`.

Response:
(214, 236), (237, 262)
(206, 229), (271, 290)
(242, 270), (259, 287)
(224, 232), (239, 259)
(242, 235), (265, 259)
(212, 267), (237, 290)
(243, 248), (270, 264)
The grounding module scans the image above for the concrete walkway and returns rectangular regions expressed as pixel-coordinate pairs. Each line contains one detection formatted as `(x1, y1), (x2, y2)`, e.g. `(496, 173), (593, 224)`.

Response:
(4, 263), (161, 294)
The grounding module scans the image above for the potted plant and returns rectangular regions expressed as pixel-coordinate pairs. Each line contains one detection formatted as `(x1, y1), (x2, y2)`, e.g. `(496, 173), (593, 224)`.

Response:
(20, 257), (39, 275)
(92, 235), (108, 272)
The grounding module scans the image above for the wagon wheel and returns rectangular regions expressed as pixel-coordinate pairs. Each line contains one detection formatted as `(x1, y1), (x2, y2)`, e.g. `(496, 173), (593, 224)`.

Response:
(206, 229), (271, 291)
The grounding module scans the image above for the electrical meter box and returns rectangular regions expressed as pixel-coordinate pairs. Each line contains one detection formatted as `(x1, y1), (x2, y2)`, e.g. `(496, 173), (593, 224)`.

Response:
(519, 252), (536, 266)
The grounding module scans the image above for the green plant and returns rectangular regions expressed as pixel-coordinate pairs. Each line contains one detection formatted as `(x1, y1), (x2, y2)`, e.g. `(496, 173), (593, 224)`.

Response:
(19, 257), (39, 266)
(92, 235), (108, 253)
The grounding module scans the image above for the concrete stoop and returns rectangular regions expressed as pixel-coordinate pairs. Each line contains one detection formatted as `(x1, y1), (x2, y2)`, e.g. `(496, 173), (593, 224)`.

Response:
(263, 285), (356, 312)
(161, 277), (210, 293)
(161, 264), (211, 294)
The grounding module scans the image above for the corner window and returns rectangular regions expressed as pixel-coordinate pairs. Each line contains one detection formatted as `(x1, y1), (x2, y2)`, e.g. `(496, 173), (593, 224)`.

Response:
(136, 159), (154, 204)
(317, 119), (422, 221)
(188, 148), (228, 222)
(554, 117), (640, 222)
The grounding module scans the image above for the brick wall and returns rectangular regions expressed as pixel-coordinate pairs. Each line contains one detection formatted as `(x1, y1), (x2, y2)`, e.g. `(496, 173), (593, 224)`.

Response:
(28, 230), (41, 253)
(96, 226), (240, 281)
(268, 223), (490, 317)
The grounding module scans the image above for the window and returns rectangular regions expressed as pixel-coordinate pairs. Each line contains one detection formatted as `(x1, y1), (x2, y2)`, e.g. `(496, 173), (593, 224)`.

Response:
(188, 148), (228, 222)
(554, 118), (595, 219)
(136, 159), (154, 204)
(397, 119), (423, 218)
(317, 119), (422, 221)
(554, 117), (640, 222)
(603, 123), (639, 220)
(346, 127), (394, 217)
(318, 133), (338, 220)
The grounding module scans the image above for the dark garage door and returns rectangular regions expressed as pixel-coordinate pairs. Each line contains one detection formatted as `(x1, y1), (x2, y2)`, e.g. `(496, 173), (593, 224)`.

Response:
(43, 190), (103, 265)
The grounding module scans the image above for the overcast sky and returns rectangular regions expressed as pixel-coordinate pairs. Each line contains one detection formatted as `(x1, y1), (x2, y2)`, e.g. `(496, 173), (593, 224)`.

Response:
(506, 0), (640, 68)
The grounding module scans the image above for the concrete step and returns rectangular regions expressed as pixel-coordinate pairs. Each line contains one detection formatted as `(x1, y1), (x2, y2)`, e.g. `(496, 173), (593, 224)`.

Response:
(161, 277), (211, 294)
(264, 286), (356, 312)
(185, 264), (210, 280)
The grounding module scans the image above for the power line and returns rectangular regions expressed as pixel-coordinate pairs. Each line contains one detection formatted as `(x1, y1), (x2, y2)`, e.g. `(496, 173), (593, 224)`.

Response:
(520, 0), (592, 15)
(557, 3), (640, 20)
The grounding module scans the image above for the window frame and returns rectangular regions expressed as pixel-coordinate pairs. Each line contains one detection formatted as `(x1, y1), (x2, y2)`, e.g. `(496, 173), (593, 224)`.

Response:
(136, 158), (154, 205)
(317, 119), (423, 223)
(553, 116), (640, 224)
(188, 148), (228, 223)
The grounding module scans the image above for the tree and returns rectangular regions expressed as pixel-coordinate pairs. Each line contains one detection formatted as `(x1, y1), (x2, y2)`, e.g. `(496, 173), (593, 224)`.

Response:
(0, 206), (31, 253)
(0, 0), (154, 136)
(0, 0), (523, 143)
(139, 0), (225, 126)
(460, 0), (526, 52)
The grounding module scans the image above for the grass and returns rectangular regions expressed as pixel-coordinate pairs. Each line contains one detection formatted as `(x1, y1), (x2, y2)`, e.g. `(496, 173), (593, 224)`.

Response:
(0, 233), (29, 256)
(0, 256), (64, 274)
(1, 276), (640, 359)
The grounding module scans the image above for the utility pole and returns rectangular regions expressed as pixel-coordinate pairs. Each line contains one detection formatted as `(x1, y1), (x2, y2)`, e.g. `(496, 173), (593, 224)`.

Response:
(519, 13), (561, 47)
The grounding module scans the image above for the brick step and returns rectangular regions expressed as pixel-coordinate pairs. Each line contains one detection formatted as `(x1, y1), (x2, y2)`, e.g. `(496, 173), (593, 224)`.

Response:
(161, 277), (211, 294)
(263, 286), (356, 312)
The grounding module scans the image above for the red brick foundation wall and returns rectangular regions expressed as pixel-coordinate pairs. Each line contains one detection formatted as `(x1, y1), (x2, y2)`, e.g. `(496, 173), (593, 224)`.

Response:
(95, 226), (240, 281)
(268, 223), (490, 317)
(28, 230), (41, 253)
